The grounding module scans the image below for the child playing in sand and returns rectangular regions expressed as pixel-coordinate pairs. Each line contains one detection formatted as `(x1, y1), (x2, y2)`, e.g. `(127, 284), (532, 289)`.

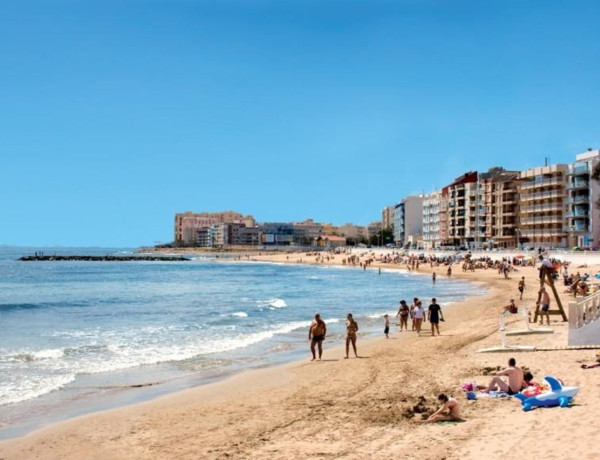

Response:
(422, 394), (462, 423)
(383, 314), (390, 338)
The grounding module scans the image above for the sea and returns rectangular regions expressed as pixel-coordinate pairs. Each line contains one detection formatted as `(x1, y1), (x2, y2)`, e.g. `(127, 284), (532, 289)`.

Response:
(0, 246), (484, 438)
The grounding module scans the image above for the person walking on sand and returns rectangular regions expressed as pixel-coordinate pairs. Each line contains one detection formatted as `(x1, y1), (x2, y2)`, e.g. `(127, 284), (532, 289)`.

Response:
(482, 357), (524, 395)
(396, 300), (409, 331)
(537, 286), (551, 326)
(421, 394), (462, 423)
(383, 314), (390, 338)
(428, 298), (444, 336)
(414, 300), (426, 335)
(410, 297), (419, 331)
(518, 276), (526, 300)
(345, 313), (359, 358)
(308, 313), (327, 361)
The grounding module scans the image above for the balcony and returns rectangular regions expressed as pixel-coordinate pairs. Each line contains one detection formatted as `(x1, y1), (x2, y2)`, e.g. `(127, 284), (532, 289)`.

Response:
(520, 216), (564, 225)
(520, 177), (563, 190)
(521, 229), (567, 238)
(567, 180), (589, 190)
(564, 223), (589, 232)
(566, 209), (588, 218)
(520, 191), (565, 201)
(568, 195), (589, 204)
(568, 164), (590, 176)
(519, 203), (564, 213)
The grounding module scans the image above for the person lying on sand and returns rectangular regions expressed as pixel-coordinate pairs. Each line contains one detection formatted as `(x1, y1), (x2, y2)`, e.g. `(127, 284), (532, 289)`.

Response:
(421, 394), (462, 423)
(581, 353), (600, 369)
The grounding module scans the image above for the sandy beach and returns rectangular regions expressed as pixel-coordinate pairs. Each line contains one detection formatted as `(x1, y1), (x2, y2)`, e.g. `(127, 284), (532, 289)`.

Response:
(2, 251), (599, 460)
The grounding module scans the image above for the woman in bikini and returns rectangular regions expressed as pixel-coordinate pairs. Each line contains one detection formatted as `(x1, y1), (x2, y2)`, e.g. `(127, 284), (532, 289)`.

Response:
(396, 300), (409, 331)
(345, 313), (359, 359)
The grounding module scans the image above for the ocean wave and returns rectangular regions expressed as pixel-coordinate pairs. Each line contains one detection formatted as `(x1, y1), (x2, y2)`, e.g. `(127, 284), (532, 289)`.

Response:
(256, 298), (288, 309)
(0, 303), (43, 312)
(231, 311), (248, 318)
(0, 301), (90, 313)
(0, 374), (76, 406)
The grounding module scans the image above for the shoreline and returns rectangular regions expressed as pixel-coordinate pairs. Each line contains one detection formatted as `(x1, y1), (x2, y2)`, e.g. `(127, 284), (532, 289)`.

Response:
(0, 257), (481, 440)
(2, 252), (600, 459)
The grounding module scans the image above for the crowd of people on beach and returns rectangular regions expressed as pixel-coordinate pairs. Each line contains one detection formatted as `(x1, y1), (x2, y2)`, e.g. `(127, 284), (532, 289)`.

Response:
(308, 298), (446, 361)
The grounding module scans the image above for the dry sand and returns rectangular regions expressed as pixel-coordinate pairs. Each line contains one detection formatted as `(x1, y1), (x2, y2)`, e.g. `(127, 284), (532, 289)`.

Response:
(2, 251), (599, 460)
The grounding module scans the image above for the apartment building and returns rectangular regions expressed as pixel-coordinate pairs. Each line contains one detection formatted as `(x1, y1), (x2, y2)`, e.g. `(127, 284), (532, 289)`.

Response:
(381, 206), (395, 231)
(367, 221), (382, 240)
(443, 172), (483, 248)
(258, 222), (295, 245)
(337, 223), (367, 241)
(422, 192), (440, 249)
(393, 195), (424, 247)
(480, 167), (520, 248)
(209, 223), (260, 247)
(293, 219), (329, 245)
(566, 149), (600, 248)
(519, 164), (569, 247)
(174, 211), (255, 246)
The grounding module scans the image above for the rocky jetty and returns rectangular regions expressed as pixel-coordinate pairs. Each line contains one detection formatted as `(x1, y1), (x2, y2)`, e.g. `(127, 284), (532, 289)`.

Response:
(18, 255), (190, 262)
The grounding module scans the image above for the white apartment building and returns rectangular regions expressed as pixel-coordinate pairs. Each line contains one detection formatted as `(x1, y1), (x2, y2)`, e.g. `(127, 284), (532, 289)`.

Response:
(567, 149), (600, 248)
(422, 192), (440, 249)
(393, 195), (424, 247)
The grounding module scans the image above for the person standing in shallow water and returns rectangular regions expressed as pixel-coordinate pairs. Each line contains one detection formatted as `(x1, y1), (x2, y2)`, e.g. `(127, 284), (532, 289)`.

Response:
(308, 313), (327, 361)
(345, 313), (359, 358)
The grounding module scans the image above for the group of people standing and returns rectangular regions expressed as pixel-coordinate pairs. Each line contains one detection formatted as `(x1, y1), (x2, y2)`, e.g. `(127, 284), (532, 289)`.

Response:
(308, 312), (359, 361)
(307, 298), (445, 362)
(395, 298), (445, 336)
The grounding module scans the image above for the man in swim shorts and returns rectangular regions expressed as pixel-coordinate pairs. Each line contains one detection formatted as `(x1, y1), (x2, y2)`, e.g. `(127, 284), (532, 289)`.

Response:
(309, 313), (327, 361)
(482, 357), (524, 395)
(537, 286), (551, 326)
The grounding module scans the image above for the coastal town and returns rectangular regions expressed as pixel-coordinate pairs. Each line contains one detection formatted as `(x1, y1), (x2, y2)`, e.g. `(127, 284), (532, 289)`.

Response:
(173, 148), (600, 251)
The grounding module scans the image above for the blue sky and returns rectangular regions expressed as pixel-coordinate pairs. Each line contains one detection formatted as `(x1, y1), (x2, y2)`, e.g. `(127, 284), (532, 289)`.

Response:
(1, 0), (599, 247)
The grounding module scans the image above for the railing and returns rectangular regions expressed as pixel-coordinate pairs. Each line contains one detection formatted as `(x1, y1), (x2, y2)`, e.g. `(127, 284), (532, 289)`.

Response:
(520, 217), (563, 225)
(569, 291), (600, 339)
(566, 210), (588, 218)
(567, 181), (589, 190)
(573, 164), (590, 175)
(520, 191), (565, 200)
(521, 178), (563, 189)
(568, 196), (589, 204)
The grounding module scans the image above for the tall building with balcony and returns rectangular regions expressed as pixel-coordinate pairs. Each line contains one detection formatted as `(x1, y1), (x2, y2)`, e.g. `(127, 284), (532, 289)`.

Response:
(422, 192), (440, 249)
(566, 149), (600, 248)
(174, 211), (255, 246)
(480, 167), (520, 248)
(519, 164), (569, 247)
(292, 219), (328, 245)
(381, 206), (395, 232)
(393, 195), (424, 247)
(443, 171), (485, 248)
